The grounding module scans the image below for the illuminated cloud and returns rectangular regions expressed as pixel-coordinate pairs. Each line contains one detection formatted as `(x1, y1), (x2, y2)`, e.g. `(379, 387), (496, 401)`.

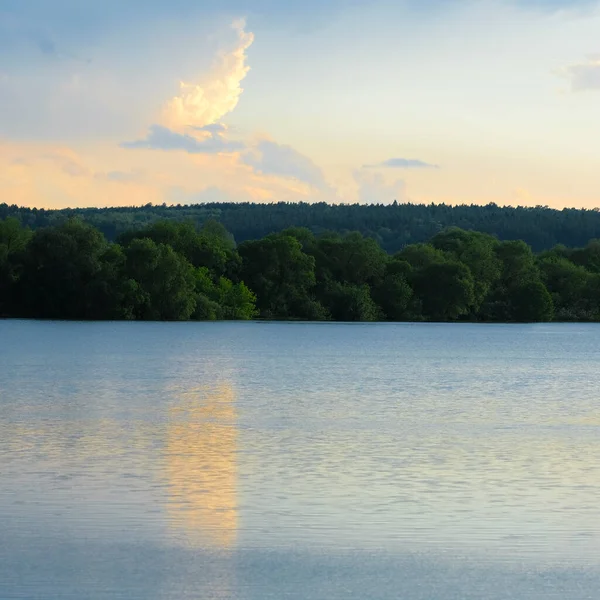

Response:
(162, 20), (254, 130)
(559, 55), (600, 91)
(365, 158), (439, 169)
(122, 125), (244, 154)
(242, 140), (329, 189)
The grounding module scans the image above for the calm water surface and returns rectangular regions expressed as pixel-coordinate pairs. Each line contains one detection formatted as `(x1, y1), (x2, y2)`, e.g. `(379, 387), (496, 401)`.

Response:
(1, 321), (600, 599)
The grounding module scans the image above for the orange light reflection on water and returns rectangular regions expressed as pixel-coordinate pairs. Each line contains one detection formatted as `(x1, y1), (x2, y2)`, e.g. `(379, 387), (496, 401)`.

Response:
(165, 384), (238, 550)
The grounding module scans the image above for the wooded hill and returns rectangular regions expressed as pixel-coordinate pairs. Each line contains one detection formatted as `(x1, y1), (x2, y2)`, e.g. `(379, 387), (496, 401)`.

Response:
(3, 201), (600, 253)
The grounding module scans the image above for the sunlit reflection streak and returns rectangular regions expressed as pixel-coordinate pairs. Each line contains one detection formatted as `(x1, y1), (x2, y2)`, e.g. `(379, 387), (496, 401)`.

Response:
(165, 384), (238, 550)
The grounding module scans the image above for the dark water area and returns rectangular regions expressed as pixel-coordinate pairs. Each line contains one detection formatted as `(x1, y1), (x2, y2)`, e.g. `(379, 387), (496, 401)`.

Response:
(1, 321), (600, 599)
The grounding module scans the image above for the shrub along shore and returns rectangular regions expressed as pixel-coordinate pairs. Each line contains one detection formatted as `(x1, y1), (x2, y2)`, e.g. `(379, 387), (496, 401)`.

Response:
(2, 216), (600, 322)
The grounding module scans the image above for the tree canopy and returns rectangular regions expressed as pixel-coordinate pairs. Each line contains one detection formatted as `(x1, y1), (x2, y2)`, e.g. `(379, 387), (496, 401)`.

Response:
(4, 200), (600, 254)
(2, 215), (600, 323)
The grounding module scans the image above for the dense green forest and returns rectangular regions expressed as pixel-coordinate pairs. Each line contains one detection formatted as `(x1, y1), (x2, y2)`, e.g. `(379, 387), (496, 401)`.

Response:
(3, 215), (600, 322)
(3, 201), (600, 253)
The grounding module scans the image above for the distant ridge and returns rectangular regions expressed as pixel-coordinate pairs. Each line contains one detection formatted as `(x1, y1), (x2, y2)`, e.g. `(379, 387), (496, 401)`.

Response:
(2, 201), (600, 253)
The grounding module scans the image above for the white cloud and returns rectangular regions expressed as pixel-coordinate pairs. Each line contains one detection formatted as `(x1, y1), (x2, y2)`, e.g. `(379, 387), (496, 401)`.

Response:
(162, 20), (254, 130)
(559, 55), (600, 91)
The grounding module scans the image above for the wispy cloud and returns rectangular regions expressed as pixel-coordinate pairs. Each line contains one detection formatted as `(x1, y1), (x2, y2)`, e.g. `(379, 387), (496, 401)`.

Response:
(559, 55), (600, 91)
(162, 20), (254, 130)
(43, 150), (91, 177)
(364, 157), (439, 169)
(243, 140), (329, 189)
(353, 170), (408, 204)
(96, 170), (144, 183)
(121, 124), (244, 154)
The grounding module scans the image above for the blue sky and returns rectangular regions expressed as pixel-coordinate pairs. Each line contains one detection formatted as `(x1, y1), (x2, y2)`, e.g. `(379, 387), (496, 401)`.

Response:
(1, 0), (599, 208)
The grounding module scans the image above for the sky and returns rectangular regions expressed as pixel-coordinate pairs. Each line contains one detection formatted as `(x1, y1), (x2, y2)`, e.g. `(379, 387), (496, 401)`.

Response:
(1, 0), (599, 209)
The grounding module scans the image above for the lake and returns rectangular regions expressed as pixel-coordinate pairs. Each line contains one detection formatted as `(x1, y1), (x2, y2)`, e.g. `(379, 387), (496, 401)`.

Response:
(1, 320), (600, 599)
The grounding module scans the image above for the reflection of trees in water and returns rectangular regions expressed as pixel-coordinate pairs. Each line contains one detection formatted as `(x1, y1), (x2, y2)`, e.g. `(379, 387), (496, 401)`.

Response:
(165, 384), (237, 549)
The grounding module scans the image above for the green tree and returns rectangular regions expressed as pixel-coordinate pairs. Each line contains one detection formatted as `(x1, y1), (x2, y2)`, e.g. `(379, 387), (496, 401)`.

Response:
(372, 259), (414, 321)
(431, 228), (501, 311)
(571, 239), (600, 274)
(538, 256), (598, 320)
(123, 238), (197, 320)
(215, 277), (258, 320)
(322, 282), (382, 322)
(413, 261), (476, 321)
(85, 245), (142, 320)
(18, 219), (109, 319)
(238, 233), (320, 319)
(0, 218), (32, 315)
(314, 232), (387, 286)
(119, 220), (236, 276)
(200, 219), (236, 250)
(192, 267), (257, 320)
(5, 210), (599, 324)
(193, 266), (221, 320)
(510, 280), (554, 322)
(396, 243), (448, 269)
(0, 217), (31, 254)
(480, 240), (541, 321)
(496, 240), (538, 284)
(280, 227), (317, 252)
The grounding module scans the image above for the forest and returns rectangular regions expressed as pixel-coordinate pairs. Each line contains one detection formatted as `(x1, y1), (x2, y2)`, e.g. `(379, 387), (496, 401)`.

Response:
(3, 215), (600, 323)
(4, 201), (600, 253)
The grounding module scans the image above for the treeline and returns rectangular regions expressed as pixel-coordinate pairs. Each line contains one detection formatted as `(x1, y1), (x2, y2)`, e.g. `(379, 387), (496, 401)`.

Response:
(3, 217), (600, 322)
(4, 201), (600, 253)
